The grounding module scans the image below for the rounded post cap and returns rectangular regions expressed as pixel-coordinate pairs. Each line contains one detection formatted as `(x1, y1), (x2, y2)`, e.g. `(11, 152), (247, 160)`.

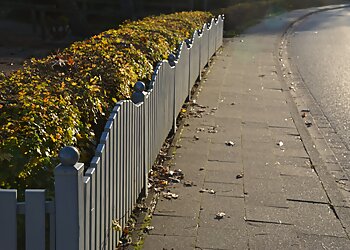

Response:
(131, 91), (145, 104)
(168, 53), (176, 67)
(134, 81), (145, 92)
(185, 39), (192, 47)
(59, 146), (80, 165)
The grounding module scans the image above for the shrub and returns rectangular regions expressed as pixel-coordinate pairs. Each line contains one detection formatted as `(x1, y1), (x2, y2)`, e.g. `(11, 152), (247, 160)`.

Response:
(0, 11), (213, 194)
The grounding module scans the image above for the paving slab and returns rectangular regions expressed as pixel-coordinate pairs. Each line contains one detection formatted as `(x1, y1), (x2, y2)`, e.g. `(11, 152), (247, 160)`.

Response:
(298, 233), (350, 249)
(199, 196), (245, 229)
(204, 161), (243, 172)
(195, 227), (248, 250)
(201, 182), (244, 198)
(290, 202), (346, 237)
(245, 205), (292, 225)
(204, 169), (242, 184)
(247, 222), (300, 249)
(149, 215), (198, 237)
(282, 175), (329, 203)
(142, 235), (196, 250)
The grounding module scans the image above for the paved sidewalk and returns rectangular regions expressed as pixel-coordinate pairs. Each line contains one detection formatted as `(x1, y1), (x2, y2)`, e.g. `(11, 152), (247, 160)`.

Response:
(142, 7), (350, 250)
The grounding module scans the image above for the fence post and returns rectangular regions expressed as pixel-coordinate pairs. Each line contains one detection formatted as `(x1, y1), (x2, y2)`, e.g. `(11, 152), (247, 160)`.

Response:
(185, 39), (192, 101)
(54, 146), (84, 250)
(131, 81), (149, 197)
(168, 53), (177, 133)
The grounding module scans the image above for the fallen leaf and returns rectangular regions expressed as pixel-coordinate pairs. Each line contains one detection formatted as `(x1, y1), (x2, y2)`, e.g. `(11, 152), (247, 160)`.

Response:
(169, 177), (181, 183)
(225, 141), (235, 146)
(112, 220), (122, 231)
(305, 121), (312, 127)
(200, 188), (216, 194)
(184, 181), (194, 187)
(144, 226), (154, 233)
(215, 212), (226, 220)
(236, 173), (243, 179)
(162, 191), (179, 199)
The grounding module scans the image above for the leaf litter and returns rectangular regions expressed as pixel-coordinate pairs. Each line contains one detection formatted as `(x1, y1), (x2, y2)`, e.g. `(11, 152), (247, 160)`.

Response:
(225, 141), (235, 146)
(200, 188), (216, 194)
(215, 212), (226, 220)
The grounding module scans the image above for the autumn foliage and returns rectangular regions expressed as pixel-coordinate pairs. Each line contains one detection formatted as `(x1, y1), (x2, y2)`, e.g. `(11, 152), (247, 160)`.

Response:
(0, 11), (213, 192)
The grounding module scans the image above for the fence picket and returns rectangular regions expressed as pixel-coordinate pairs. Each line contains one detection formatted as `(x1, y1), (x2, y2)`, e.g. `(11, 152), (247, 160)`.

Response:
(85, 167), (96, 250)
(84, 176), (91, 250)
(0, 189), (17, 250)
(25, 189), (46, 250)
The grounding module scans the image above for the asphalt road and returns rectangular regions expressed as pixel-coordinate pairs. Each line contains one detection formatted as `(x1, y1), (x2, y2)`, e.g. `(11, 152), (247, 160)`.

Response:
(288, 7), (350, 149)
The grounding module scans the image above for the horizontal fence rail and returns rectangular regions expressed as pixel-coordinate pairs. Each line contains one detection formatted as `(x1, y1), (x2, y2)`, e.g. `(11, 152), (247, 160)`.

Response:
(0, 15), (224, 250)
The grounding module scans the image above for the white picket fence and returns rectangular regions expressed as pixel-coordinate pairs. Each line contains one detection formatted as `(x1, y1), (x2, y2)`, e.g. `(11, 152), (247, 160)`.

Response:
(0, 15), (224, 250)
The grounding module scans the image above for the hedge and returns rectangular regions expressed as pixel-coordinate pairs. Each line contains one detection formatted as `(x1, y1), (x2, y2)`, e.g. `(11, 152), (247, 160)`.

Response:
(0, 11), (213, 193)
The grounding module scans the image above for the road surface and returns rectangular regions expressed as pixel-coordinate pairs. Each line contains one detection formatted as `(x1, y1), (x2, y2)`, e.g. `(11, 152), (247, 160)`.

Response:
(288, 7), (350, 151)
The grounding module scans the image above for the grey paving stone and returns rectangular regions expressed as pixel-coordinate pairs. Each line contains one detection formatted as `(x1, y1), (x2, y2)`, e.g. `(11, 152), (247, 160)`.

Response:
(268, 119), (296, 130)
(273, 146), (310, 159)
(202, 182), (244, 198)
(241, 129), (271, 143)
(298, 233), (350, 249)
(214, 106), (242, 119)
(142, 235), (196, 250)
(196, 227), (248, 250)
(175, 139), (209, 155)
(199, 196), (245, 229)
(208, 147), (242, 163)
(155, 192), (201, 217)
(242, 150), (276, 165)
(245, 191), (289, 209)
(241, 141), (274, 156)
(204, 161), (243, 172)
(204, 169), (242, 184)
(245, 205), (292, 224)
(175, 151), (208, 167)
(333, 207), (350, 236)
(241, 109), (269, 124)
(289, 202), (346, 237)
(149, 214), (198, 237)
(276, 164), (316, 177)
(262, 89), (286, 100)
(247, 222), (300, 250)
(243, 166), (282, 180)
(282, 175), (328, 203)
(209, 132), (241, 145)
(274, 156), (312, 168)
